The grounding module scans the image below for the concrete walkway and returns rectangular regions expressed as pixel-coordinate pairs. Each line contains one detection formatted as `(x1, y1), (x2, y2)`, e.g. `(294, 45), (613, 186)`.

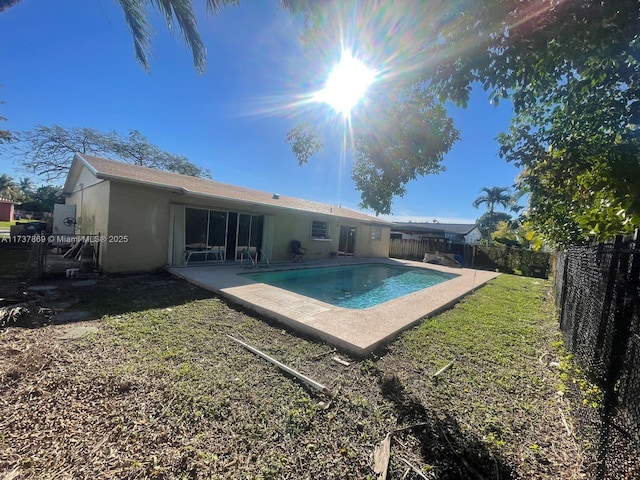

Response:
(168, 258), (499, 357)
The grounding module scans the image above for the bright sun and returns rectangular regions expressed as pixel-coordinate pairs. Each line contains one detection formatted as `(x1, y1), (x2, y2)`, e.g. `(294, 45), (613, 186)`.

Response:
(314, 51), (376, 116)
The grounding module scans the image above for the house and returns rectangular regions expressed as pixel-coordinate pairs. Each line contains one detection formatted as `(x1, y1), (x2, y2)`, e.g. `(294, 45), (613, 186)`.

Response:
(0, 197), (18, 222)
(434, 223), (482, 244)
(392, 222), (482, 245)
(391, 222), (446, 241)
(61, 154), (393, 273)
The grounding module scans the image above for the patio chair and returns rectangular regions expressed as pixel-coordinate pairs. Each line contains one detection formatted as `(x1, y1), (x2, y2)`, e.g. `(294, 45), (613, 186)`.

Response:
(290, 240), (307, 262)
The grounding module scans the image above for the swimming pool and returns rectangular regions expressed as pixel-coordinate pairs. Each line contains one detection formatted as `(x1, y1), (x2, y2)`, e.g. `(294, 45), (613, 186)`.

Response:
(243, 263), (459, 309)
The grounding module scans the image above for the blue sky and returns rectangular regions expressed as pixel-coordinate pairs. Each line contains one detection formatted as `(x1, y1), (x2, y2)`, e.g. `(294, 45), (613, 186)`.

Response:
(0, 0), (520, 223)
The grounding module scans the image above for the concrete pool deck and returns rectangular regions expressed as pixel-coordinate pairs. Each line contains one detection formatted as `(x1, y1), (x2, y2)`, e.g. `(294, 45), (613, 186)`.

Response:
(168, 258), (500, 357)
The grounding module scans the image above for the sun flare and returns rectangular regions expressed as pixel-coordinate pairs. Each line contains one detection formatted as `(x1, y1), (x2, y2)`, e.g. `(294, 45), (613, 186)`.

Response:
(314, 51), (376, 116)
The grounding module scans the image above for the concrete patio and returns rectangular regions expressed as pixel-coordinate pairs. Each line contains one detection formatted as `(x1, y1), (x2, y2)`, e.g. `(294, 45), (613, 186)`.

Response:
(168, 258), (500, 357)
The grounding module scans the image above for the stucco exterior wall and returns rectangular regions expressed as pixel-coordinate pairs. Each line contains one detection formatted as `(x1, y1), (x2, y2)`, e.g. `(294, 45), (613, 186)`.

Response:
(353, 222), (390, 258)
(267, 215), (389, 261)
(170, 202), (390, 266)
(103, 182), (172, 273)
(67, 175), (391, 273)
(65, 181), (110, 237)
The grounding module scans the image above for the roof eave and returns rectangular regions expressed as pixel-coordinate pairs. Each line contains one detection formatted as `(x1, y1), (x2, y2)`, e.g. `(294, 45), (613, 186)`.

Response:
(93, 173), (386, 224)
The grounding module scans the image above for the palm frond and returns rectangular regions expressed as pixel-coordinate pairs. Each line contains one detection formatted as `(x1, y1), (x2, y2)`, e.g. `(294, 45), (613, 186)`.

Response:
(117, 0), (153, 72)
(153, 0), (206, 73)
(0, 0), (22, 14)
(154, 0), (175, 28)
(206, 0), (238, 16)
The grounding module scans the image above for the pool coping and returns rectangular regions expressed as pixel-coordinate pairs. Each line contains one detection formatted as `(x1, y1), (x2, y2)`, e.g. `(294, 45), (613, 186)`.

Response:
(168, 257), (500, 357)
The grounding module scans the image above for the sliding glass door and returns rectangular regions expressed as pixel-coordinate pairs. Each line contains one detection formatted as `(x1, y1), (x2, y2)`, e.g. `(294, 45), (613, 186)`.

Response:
(185, 208), (208, 250)
(184, 207), (263, 262)
(184, 208), (229, 261)
(208, 211), (228, 255)
(338, 226), (356, 255)
(235, 213), (264, 261)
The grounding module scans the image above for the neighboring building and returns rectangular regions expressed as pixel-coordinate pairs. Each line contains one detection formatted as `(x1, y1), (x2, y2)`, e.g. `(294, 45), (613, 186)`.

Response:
(62, 154), (393, 273)
(390, 222), (446, 241)
(436, 223), (483, 244)
(0, 197), (18, 222)
(392, 222), (482, 245)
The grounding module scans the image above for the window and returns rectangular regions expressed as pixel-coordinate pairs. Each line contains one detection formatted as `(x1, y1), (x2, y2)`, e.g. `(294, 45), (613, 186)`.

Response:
(371, 226), (382, 241)
(311, 220), (329, 239)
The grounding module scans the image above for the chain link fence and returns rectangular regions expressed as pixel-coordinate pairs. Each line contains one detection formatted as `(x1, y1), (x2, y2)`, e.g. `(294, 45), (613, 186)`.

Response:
(554, 231), (640, 479)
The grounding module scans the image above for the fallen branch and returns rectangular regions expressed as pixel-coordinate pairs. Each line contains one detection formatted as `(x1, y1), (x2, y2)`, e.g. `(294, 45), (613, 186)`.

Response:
(392, 422), (429, 435)
(558, 408), (572, 436)
(371, 423), (430, 480)
(398, 457), (430, 479)
(226, 335), (332, 397)
(310, 348), (336, 360)
(332, 356), (351, 366)
(432, 360), (455, 380)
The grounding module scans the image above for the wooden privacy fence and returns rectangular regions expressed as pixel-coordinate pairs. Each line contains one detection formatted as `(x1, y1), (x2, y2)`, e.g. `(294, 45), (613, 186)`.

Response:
(389, 238), (551, 278)
(388, 238), (448, 260)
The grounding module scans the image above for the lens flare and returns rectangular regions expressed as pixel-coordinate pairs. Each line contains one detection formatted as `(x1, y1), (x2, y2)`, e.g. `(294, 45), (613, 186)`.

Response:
(314, 51), (376, 116)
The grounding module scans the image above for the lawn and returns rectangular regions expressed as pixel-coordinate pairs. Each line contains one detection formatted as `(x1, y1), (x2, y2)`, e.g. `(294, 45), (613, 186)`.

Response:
(0, 273), (597, 479)
(0, 220), (39, 229)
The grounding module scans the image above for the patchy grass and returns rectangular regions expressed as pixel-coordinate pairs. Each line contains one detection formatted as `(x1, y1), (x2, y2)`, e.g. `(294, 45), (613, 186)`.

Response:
(0, 273), (596, 479)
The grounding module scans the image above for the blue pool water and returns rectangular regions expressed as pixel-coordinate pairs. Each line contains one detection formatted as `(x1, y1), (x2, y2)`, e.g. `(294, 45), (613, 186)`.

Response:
(243, 263), (459, 309)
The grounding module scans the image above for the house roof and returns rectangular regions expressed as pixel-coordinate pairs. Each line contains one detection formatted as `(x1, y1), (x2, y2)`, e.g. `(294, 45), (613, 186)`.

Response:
(66, 154), (392, 226)
(431, 223), (479, 235)
(393, 222), (478, 235)
(391, 222), (445, 235)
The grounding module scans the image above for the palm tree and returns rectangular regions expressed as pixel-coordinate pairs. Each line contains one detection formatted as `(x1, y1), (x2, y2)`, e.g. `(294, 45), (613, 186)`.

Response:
(473, 186), (511, 213)
(0, 173), (19, 200)
(473, 186), (511, 244)
(0, 0), (236, 73)
(19, 177), (34, 199)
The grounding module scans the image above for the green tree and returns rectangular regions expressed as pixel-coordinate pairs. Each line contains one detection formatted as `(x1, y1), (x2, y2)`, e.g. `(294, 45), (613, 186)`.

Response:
(284, 0), (640, 244)
(476, 211), (512, 245)
(12, 125), (210, 182)
(473, 186), (511, 243)
(491, 221), (521, 248)
(288, 81), (459, 215)
(19, 185), (63, 213)
(492, 220), (547, 250)
(0, 173), (19, 199)
(0, 95), (12, 145)
(0, 0), (238, 73)
(18, 177), (34, 199)
(472, 186), (511, 217)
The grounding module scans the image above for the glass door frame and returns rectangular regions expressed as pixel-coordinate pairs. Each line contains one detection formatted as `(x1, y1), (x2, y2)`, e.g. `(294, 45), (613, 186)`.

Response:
(338, 225), (356, 256)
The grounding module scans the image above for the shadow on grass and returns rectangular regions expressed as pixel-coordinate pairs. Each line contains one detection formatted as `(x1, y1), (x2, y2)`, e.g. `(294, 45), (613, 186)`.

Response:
(1, 272), (217, 330)
(379, 373), (513, 480)
(0, 244), (31, 279)
(69, 272), (216, 317)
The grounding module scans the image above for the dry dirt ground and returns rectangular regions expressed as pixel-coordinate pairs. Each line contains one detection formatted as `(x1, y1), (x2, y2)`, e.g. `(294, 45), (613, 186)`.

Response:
(0, 272), (597, 479)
